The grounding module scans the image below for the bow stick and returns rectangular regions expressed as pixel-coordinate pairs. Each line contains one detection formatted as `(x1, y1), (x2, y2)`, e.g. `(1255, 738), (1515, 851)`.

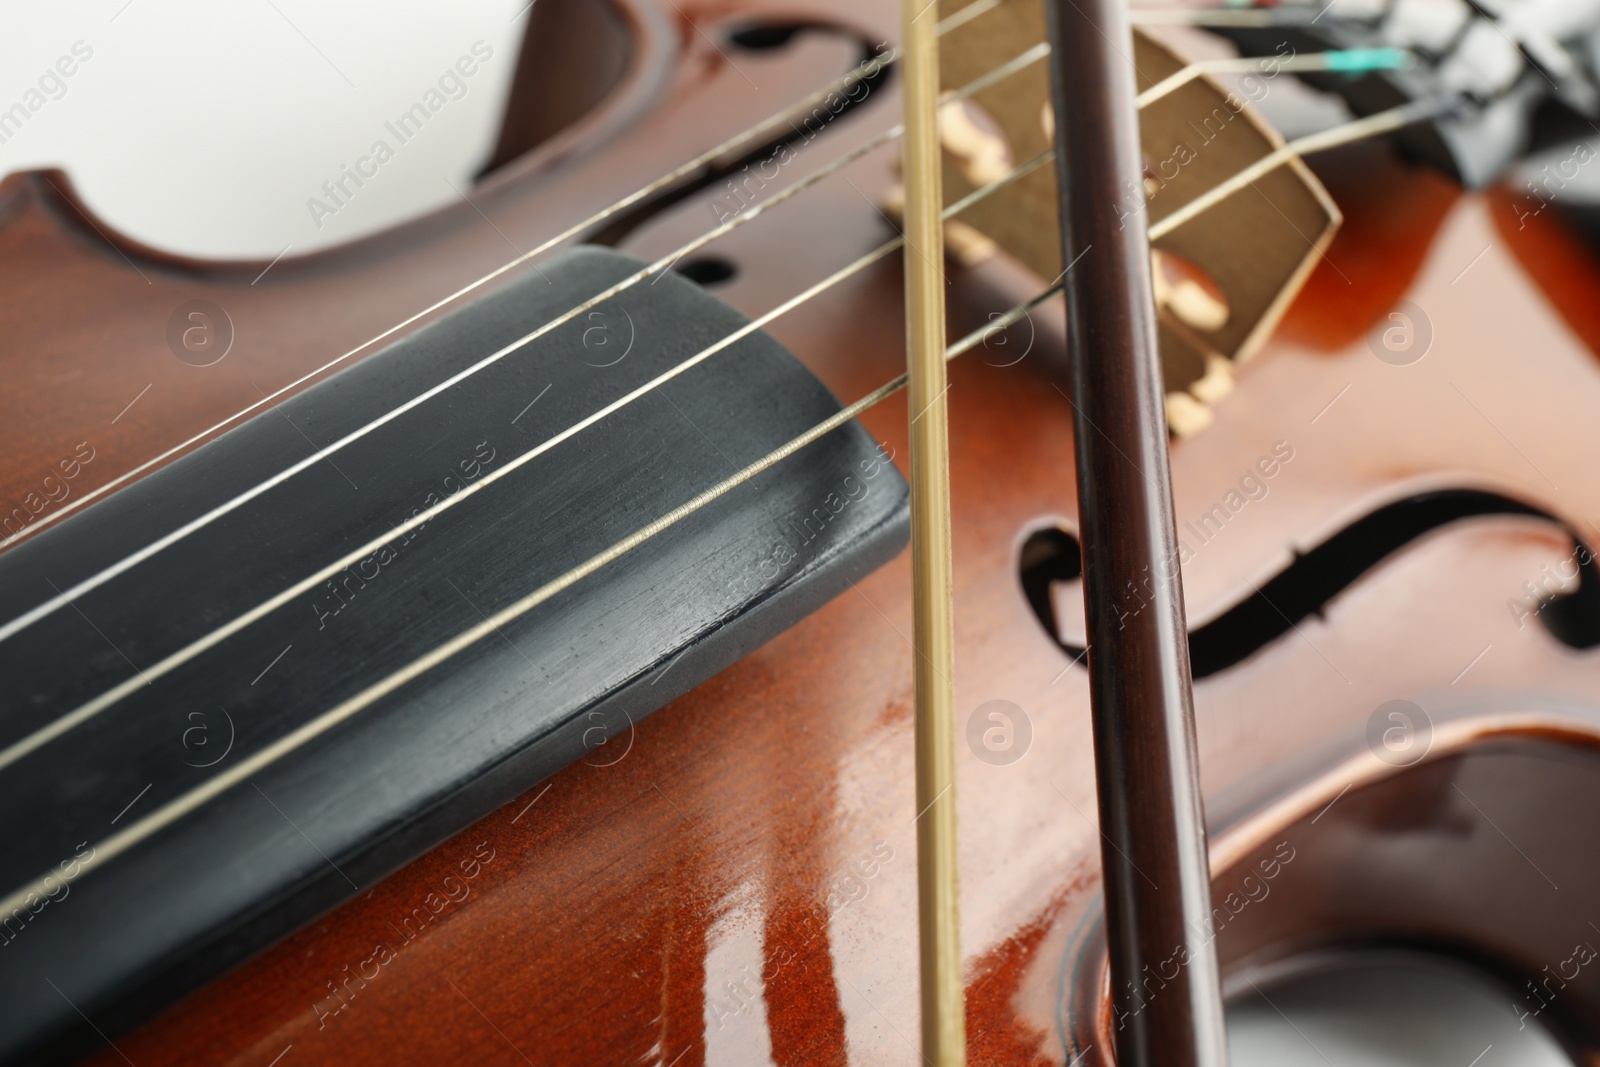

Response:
(1045, 0), (1228, 1063)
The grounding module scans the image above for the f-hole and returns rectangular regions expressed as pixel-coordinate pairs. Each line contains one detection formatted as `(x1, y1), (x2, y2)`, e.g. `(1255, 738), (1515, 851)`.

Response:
(1019, 524), (1082, 650)
(585, 21), (894, 247)
(727, 24), (808, 50)
(674, 256), (739, 287)
(1022, 490), (1600, 679)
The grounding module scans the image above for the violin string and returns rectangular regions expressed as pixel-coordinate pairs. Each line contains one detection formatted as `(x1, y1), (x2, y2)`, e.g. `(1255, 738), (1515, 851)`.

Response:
(1147, 96), (1450, 241)
(0, 0), (1452, 891)
(1129, 6), (1334, 27)
(0, 0), (1017, 558)
(0, 280), (1063, 928)
(0, 16), (1380, 643)
(0, 40), (1047, 649)
(1136, 47), (1412, 108)
(934, 0), (1008, 36)
(0, 52), (895, 557)
(0, 46), (1438, 762)
(0, 150), (1053, 776)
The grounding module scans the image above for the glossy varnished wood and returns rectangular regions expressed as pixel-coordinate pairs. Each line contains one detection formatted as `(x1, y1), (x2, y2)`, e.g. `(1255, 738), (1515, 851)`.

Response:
(4, 2), (1600, 1064)
(56, 150), (1600, 1067)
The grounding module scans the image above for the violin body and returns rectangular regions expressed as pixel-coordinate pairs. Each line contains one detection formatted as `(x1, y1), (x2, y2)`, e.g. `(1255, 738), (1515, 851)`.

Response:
(5, 0), (1600, 1063)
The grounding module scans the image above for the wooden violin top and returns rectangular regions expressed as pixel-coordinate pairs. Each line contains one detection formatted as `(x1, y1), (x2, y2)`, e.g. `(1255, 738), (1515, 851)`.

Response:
(47, 140), (1600, 1063)
(4, 0), (1600, 1062)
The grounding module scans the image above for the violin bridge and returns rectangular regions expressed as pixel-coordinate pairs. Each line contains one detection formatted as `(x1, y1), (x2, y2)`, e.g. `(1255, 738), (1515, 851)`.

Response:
(936, 0), (1341, 436)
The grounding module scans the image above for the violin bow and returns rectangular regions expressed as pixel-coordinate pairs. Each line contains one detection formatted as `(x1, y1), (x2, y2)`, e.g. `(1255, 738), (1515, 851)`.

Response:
(1044, 0), (1228, 1064)
(899, 1), (967, 1064)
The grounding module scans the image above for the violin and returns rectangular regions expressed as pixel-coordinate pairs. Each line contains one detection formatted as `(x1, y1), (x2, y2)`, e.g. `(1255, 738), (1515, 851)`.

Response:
(5, 0), (1600, 1063)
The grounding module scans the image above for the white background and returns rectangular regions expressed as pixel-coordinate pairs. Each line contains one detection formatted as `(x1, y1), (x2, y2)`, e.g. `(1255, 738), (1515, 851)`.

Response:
(0, 0), (527, 260)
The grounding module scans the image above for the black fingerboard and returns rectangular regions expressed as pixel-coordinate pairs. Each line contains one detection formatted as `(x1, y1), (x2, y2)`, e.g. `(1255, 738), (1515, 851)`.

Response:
(0, 247), (909, 1064)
